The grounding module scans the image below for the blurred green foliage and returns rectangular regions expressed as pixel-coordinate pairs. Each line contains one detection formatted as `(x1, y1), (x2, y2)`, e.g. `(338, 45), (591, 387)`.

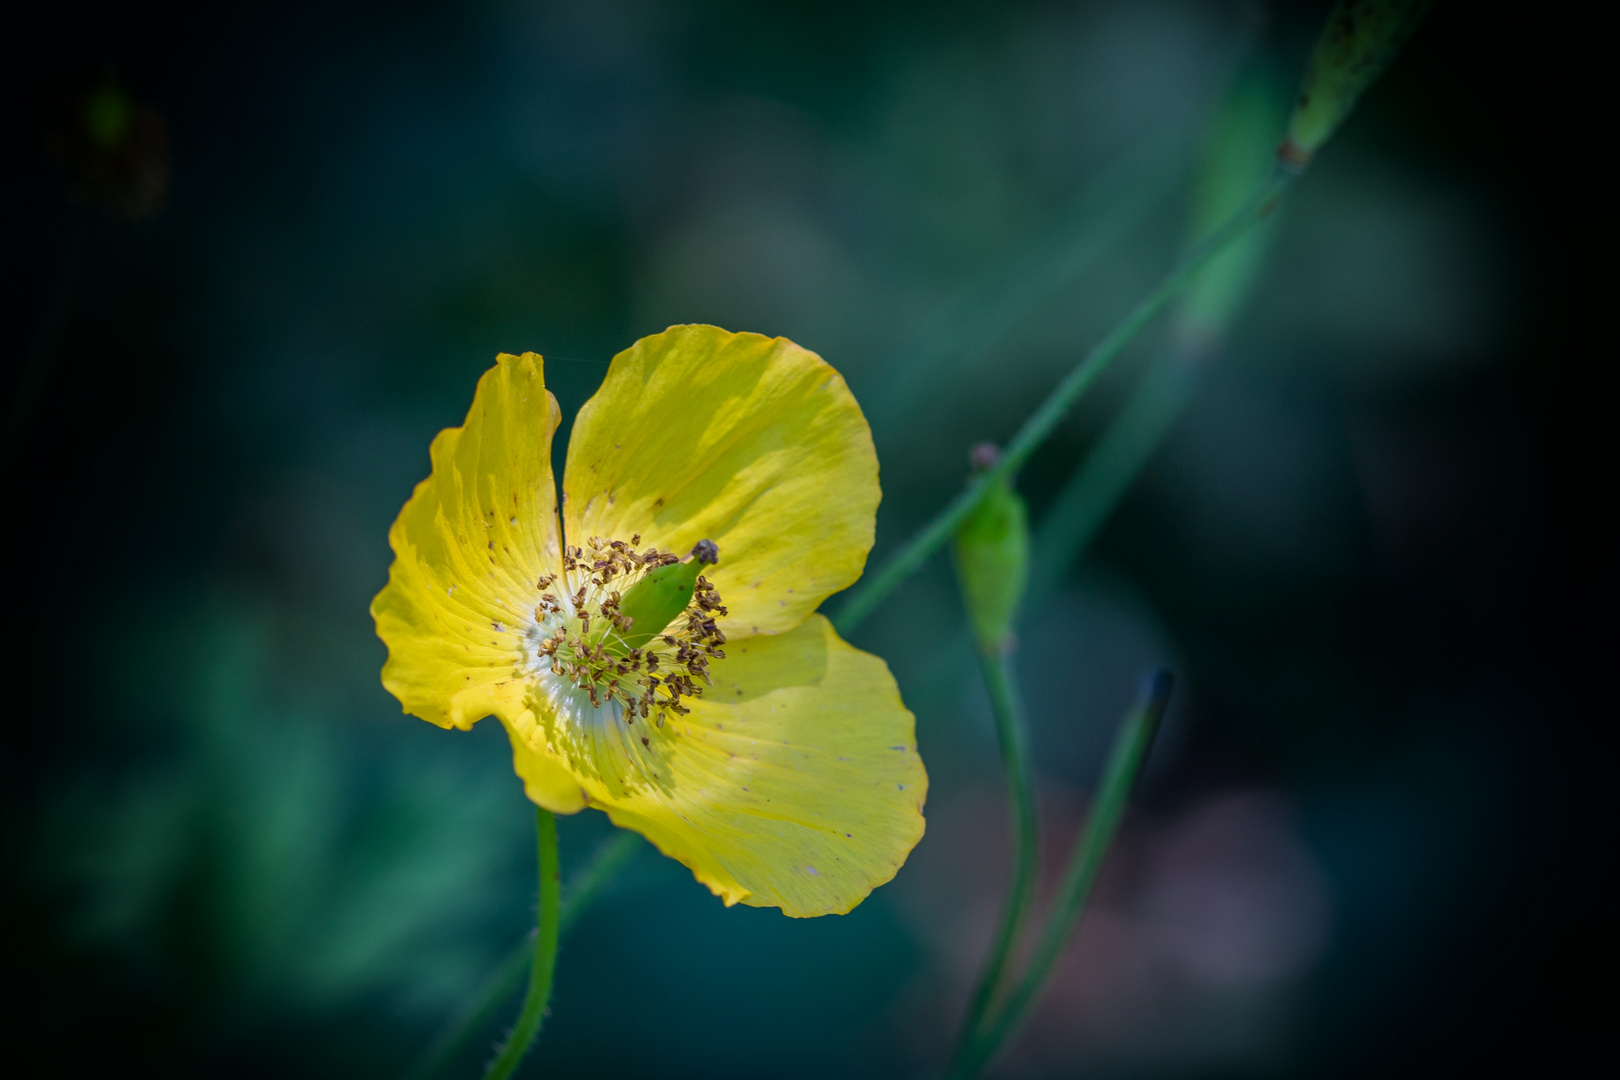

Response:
(35, 602), (530, 1016)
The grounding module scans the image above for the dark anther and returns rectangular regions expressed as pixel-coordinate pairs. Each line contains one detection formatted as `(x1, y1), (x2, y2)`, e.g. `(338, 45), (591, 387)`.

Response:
(691, 539), (719, 564)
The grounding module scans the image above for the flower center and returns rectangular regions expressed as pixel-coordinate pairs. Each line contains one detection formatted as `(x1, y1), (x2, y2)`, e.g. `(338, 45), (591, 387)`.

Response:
(530, 534), (727, 729)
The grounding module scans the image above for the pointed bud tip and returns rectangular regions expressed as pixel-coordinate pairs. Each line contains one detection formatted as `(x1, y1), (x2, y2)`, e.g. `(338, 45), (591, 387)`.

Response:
(969, 442), (1002, 471)
(1142, 669), (1174, 703)
(1284, 0), (1430, 159)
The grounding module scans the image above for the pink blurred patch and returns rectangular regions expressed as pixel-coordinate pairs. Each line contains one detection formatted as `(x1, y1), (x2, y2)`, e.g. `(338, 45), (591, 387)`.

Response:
(889, 787), (1332, 1076)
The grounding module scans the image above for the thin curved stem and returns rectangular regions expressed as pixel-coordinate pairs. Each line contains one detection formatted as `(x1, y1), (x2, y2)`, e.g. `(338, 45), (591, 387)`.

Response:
(951, 645), (1041, 1056)
(483, 807), (562, 1080)
(407, 831), (640, 1080)
(948, 672), (1173, 1080)
(832, 168), (1293, 637)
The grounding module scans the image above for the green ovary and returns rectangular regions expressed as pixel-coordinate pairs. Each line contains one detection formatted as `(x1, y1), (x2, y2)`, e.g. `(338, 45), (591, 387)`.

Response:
(533, 537), (728, 723)
(614, 540), (719, 651)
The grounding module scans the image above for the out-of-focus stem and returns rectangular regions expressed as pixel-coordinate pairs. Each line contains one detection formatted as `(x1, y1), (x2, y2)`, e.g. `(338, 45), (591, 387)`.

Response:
(408, 938), (531, 1080)
(1026, 346), (1204, 601)
(832, 168), (1293, 636)
(951, 644), (1041, 1056)
(408, 830), (640, 1080)
(948, 673), (1173, 1080)
(1027, 59), (1290, 602)
(868, 137), (1185, 434)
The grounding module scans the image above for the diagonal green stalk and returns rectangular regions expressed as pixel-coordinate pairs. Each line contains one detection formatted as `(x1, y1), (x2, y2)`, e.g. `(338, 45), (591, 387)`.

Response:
(868, 136), (1185, 434)
(900, 359), (1202, 700)
(952, 644), (1041, 1055)
(407, 830), (641, 1080)
(832, 167), (1293, 637)
(554, 829), (642, 935)
(483, 808), (562, 1080)
(947, 672), (1173, 1080)
(1023, 66), (1287, 600)
(1025, 346), (1204, 602)
(408, 939), (532, 1080)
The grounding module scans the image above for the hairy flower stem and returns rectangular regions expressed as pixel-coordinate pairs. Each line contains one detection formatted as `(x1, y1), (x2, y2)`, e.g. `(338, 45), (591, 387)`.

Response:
(832, 168), (1294, 636)
(947, 673), (1173, 1080)
(483, 808), (562, 1080)
(407, 831), (641, 1080)
(952, 644), (1041, 1057)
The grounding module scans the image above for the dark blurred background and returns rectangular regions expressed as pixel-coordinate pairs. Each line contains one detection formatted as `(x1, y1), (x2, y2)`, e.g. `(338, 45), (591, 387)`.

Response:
(2, 1), (1608, 1077)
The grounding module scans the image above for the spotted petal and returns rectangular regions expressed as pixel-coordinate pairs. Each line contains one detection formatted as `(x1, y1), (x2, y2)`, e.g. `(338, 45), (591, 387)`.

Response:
(562, 325), (879, 639)
(509, 614), (926, 916)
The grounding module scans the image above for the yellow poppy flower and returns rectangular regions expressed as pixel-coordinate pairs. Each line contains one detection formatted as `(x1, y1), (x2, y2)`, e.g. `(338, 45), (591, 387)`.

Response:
(371, 325), (927, 916)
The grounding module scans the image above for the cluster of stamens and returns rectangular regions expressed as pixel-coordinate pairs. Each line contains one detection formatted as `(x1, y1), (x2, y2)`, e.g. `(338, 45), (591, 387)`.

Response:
(532, 534), (728, 727)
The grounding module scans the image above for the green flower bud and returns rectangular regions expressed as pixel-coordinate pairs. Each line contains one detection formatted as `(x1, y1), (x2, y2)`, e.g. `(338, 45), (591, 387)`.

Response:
(1280, 0), (1430, 170)
(954, 445), (1029, 653)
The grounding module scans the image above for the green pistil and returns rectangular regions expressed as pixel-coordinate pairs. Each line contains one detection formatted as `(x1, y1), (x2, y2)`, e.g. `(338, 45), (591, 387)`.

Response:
(615, 541), (718, 651)
(535, 537), (727, 722)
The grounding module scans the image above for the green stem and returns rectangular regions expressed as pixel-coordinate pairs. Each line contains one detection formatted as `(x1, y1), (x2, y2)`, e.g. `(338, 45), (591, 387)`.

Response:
(556, 830), (642, 935)
(899, 351), (1201, 707)
(832, 168), (1293, 637)
(948, 672), (1173, 1080)
(483, 808), (562, 1080)
(868, 136), (1184, 433)
(407, 831), (640, 1080)
(410, 942), (530, 1080)
(1026, 344), (1204, 601)
(952, 644), (1041, 1054)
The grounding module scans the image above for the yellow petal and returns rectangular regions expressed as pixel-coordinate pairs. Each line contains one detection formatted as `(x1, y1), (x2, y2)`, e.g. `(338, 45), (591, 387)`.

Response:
(371, 352), (563, 733)
(516, 613), (927, 917)
(503, 710), (588, 813)
(562, 325), (878, 639)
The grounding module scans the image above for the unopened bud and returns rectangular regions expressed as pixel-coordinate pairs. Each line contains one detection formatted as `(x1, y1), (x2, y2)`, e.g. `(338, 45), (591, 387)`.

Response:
(953, 465), (1028, 653)
(1279, 0), (1430, 171)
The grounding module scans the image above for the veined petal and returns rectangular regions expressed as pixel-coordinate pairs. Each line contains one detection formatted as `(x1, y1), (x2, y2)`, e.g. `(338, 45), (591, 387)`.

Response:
(371, 352), (563, 732)
(503, 708), (589, 814)
(562, 325), (879, 639)
(509, 613), (927, 917)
